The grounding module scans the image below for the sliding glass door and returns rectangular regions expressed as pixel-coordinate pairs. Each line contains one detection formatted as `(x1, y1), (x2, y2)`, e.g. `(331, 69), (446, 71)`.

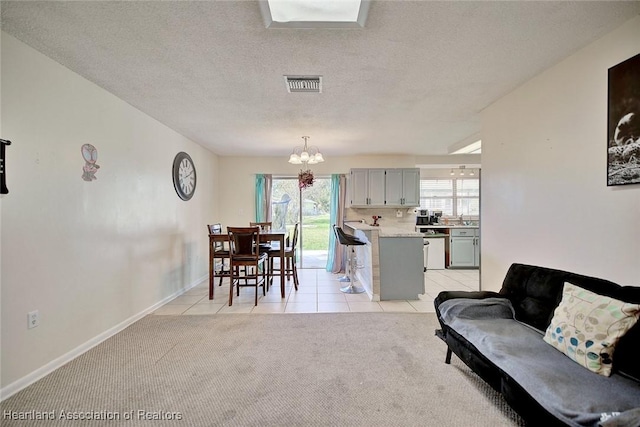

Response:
(271, 177), (330, 269)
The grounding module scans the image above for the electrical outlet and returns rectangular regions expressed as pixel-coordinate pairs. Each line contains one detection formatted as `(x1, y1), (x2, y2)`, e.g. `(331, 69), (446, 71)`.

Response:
(396, 210), (402, 218)
(28, 310), (40, 329)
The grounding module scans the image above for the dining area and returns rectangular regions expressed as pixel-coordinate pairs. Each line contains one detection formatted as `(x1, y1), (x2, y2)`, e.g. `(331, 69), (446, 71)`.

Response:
(207, 222), (299, 307)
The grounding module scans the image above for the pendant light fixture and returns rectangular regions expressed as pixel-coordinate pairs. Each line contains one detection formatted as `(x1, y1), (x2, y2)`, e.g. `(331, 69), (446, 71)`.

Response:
(288, 136), (325, 165)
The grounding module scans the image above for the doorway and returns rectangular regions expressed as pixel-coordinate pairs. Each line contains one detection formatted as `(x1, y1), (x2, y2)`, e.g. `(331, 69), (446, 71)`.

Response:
(271, 177), (331, 269)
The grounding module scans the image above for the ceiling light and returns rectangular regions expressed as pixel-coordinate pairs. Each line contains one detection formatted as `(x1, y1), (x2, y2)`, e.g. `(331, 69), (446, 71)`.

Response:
(289, 136), (325, 190)
(288, 136), (325, 166)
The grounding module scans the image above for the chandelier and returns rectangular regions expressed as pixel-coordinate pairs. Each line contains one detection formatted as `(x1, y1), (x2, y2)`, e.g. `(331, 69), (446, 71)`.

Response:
(288, 136), (325, 189)
(288, 136), (325, 165)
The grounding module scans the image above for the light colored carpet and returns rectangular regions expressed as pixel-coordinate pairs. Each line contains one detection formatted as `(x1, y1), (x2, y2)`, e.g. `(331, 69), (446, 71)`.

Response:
(1, 313), (525, 426)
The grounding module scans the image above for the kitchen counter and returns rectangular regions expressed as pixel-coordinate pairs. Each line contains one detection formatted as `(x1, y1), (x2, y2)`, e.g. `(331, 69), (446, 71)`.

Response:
(343, 222), (424, 300)
(345, 222), (422, 237)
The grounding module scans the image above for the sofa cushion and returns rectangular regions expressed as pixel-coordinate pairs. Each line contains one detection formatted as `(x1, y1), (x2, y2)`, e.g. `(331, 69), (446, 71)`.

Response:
(499, 264), (637, 332)
(543, 282), (640, 376)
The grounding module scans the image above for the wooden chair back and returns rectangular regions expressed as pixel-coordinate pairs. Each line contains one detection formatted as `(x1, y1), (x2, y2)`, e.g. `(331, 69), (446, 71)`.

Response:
(208, 223), (225, 252)
(227, 226), (261, 260)
(250, 222), (272, 232)
(290, 223), (299, 250)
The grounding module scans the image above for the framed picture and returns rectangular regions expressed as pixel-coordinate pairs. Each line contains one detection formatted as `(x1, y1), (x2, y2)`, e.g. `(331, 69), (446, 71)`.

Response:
(607, 52), (640, 186)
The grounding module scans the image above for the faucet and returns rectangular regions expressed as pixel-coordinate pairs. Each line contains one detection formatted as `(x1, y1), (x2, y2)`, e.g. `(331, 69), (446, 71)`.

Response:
(459, 214), (463, 224)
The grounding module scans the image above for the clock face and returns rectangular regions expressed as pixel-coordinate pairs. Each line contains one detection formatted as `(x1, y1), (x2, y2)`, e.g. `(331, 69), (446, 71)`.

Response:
(172, 152), (196, 201)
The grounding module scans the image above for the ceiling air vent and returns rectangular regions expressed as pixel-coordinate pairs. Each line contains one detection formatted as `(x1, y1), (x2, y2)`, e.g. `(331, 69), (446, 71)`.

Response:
(285, 76), (322, 93)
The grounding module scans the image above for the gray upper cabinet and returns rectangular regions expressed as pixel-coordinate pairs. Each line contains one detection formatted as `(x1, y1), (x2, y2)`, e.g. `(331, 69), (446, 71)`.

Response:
(384, 169), (404, 205)
(350, 169), (385, 206)
(350, 168), (420, 207)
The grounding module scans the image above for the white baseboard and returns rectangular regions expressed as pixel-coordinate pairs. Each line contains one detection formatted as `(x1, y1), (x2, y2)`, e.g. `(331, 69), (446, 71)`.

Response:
(0, 274), (207, 401)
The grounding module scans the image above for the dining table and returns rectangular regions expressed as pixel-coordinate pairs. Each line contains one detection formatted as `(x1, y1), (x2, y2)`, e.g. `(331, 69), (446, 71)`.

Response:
(208, 231), (287, 300)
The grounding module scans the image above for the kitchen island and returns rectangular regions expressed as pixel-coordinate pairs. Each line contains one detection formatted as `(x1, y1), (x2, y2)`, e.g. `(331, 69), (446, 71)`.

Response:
(344, 222), (424, 301)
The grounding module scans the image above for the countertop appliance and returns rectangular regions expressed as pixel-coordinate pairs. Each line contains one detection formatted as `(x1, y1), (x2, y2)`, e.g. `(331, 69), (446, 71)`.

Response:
(416, 215), (430, 226)
(416, 209), (442, 226)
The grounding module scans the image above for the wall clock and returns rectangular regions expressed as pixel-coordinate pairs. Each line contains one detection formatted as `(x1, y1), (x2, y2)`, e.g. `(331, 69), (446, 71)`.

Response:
(172, 152), (196, 201)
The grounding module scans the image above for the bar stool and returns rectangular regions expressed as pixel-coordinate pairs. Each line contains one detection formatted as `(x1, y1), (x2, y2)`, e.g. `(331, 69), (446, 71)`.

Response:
(333, 225), (366, 294)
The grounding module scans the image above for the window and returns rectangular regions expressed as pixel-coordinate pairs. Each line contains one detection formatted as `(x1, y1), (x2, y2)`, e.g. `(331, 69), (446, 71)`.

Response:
(420, 178), (479, 216)
(456, 179), (479, 216)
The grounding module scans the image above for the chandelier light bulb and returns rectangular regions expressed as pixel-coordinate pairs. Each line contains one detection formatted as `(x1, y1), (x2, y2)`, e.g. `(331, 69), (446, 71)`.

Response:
(288, 153), (301, 164)
(300, 151), (310, 162)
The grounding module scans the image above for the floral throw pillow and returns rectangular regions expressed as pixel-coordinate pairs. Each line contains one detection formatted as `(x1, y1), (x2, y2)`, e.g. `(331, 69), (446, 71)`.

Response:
(543, 282), (640, 376)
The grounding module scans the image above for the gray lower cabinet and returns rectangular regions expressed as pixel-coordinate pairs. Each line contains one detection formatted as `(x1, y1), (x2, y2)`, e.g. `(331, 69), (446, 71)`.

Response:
(379, 236), (425, 300)
(449, 228), (479, 268)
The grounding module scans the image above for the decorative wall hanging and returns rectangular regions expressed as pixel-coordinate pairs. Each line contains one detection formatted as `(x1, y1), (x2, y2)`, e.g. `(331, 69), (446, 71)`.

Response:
(1, 138), (11, 194)
(172, 152), (196, 200)
(81, 143), (100, 181)
(298, 169), (314, 189)
(607, 52), (640, 186)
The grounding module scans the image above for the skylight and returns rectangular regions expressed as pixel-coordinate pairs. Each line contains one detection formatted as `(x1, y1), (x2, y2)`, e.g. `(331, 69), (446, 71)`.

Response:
(260, 0), (369, 28)
(269, 0), (361, 22)
(451, 140), (482, 155)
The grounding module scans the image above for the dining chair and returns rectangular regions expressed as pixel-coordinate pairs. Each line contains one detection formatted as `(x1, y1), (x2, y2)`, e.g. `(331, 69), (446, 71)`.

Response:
(268, 223), (299, 291)
(207, 223), (230, 286)
(250, 221), (273, 249)
(250, 221), (273, 274)
(249, 221), (272, 231)
(227, 226), (269, 306)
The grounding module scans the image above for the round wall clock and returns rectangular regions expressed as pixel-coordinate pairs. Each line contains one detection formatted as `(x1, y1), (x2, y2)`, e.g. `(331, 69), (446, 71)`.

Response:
(172, 152), (196, 201)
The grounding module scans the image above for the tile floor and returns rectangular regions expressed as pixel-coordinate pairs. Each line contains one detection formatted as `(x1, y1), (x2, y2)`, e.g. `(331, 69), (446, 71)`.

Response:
(153, 269), (479, 315)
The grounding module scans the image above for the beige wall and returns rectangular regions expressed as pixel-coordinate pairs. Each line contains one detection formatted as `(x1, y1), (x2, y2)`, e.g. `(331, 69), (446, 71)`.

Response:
(1, 34), (219, 393)
(481, 16), (640, 290)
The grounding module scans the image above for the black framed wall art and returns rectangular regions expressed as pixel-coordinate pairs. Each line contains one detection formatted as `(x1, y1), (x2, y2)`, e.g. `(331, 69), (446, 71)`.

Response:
(607, 52), (640, 186)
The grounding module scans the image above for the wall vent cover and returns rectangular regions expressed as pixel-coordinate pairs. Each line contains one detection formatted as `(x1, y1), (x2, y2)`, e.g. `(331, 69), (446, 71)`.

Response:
(285, 76), (322, 93)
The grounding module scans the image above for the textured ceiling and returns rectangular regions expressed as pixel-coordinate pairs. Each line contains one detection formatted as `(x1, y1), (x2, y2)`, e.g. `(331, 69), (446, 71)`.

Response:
(2, 1), (639, 157)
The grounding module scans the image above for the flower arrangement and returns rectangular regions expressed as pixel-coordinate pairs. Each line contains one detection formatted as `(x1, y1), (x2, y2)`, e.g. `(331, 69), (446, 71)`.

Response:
(298, 169), (314, 189)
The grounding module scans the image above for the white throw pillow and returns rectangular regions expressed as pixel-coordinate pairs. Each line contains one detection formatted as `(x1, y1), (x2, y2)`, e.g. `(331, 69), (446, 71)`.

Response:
(543, 282), (640, 376)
